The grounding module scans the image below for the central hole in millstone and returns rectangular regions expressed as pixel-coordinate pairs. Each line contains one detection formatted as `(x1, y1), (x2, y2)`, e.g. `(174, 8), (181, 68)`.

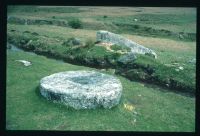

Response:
(69, 74), (102, 85)
(71, 77), (91, 84)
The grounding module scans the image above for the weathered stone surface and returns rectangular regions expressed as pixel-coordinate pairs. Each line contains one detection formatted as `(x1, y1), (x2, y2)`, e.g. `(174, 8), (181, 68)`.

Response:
(40, 71), (122, 109)
(117, 53), (137, 65)
(96, 30), (157, 58)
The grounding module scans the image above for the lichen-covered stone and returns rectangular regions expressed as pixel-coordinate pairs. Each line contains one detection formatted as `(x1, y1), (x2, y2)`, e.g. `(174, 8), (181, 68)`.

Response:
(96, 30), (157, 58)
(117, 53), (137, 65)
(40, 70), (122, 109)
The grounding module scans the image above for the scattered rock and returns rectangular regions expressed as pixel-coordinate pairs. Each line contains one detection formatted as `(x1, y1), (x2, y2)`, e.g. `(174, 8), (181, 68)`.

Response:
(15, 60), (32, 66)
(134, 19), (138, 22)
(188, 58), (196, 64)
(40, 71), (122, 109)
(175, 66), (184, 72)
(96, 30), (157, 58)
(178, 66), (184, 70)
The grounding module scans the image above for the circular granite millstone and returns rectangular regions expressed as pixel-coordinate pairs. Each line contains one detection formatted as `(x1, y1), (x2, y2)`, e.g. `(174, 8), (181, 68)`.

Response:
(39, 70), (122, 109)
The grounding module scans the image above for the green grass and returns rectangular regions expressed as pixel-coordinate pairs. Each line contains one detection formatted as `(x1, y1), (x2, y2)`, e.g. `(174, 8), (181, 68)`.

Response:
(6, 50), (195, 131)
(7, 6), (196, 41)
(8, 6), (83, 14)
(120, 55), (195, 93)
(6, 6), (196, 131)
(7, 24), (196, 94)
(95, 11), (196, 33)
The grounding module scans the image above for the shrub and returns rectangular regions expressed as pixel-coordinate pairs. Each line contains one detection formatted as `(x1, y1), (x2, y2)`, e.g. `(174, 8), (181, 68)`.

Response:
(133, 25), (139, 29)
(84, 38), (95, 48)
(62, 37), (83, 47)
(68, 18), (82, 29)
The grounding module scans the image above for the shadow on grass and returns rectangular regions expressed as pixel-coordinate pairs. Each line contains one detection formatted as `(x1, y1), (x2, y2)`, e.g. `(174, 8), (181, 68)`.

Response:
(139, 80), (195, 98)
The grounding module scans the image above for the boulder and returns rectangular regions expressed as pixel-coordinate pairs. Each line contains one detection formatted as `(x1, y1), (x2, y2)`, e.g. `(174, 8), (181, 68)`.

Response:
(96, 30), (157, 58)
(40, 70), (122, 109)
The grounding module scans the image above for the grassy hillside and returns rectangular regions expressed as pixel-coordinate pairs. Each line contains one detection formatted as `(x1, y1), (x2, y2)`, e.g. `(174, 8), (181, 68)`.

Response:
(7, 24), (196, 94)
(7, 6), (196, 41)
(6, 50), (195, 131)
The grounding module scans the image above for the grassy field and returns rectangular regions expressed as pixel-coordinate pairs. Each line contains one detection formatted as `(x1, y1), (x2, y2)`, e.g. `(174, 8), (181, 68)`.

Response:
(6, 50), (195, 131)
(7, 6), (196, 41)
(7, 23), (196, 93)
(6, 6), (196, 131)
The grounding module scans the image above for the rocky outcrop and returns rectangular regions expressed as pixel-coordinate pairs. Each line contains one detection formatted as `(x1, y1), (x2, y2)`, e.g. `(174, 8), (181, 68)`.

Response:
(96, 30), (157, 58)
(40, 71), (122, 109)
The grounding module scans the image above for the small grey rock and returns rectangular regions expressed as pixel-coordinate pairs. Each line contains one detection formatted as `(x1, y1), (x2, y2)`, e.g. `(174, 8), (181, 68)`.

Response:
(15, 60), (32, 66)
(188, 58), (196, 64)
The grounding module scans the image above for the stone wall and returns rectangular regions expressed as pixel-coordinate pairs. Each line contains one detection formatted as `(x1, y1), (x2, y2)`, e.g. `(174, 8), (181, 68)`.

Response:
(96, 30), (157, 58)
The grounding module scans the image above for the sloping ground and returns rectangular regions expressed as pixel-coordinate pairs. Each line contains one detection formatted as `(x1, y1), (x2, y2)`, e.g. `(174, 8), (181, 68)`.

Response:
(7, 16), (196, 41)
(7, 24), (196, 95)
(6, 50), (195, 131)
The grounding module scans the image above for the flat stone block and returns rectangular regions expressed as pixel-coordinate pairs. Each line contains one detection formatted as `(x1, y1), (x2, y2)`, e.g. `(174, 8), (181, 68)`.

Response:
(40, 70), (122, 109)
